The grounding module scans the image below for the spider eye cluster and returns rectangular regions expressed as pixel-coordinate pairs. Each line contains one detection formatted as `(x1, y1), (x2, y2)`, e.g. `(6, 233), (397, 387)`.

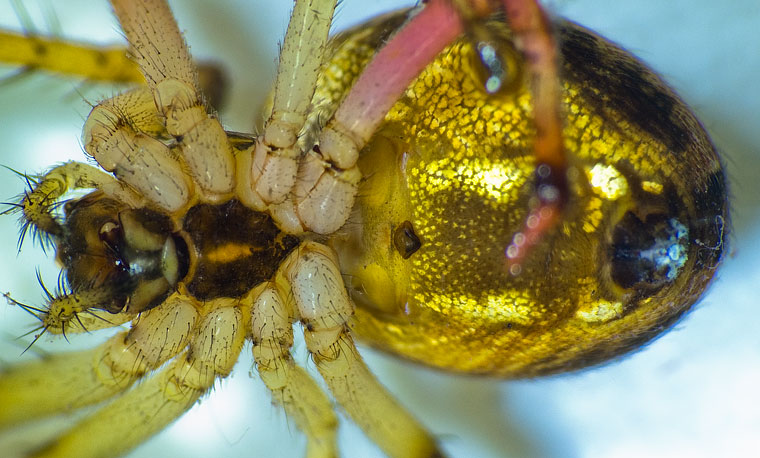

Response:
(59, 195), (189, 314)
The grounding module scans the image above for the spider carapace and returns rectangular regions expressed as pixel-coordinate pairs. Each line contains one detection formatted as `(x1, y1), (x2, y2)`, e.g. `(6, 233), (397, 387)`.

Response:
(0, 2), (727, 458)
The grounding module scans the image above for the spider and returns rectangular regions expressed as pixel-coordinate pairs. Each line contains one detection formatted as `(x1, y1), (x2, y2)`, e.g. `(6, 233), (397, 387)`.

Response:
(0, 0), (756, 458)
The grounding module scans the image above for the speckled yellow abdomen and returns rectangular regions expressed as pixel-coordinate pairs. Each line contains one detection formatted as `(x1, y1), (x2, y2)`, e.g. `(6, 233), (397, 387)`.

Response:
(322, 14), (727, 377)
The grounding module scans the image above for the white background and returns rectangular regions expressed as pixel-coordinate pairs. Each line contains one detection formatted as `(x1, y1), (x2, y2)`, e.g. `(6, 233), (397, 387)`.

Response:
(0, 1), (758, 457)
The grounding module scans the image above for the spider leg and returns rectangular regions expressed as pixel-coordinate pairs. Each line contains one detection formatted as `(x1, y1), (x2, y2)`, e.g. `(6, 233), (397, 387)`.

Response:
(495, 0), (568, 273)
(277, 242), (439, 458)
(110, 0), (235, 201)
(82, 86), (194, 213)
(0, 27), (227, 107)
(288, 0), (465, 235)
(244, 0), (337, 207)
(0, 29), (143, 84)
(251, 283), (338, 458)
(0, 294), (198, 430)
(19, 297), (240, 458)
(20, 161), (144, 237)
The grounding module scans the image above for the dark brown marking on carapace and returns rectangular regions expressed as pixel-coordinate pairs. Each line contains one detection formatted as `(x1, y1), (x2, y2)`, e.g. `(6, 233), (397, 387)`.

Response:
(557, 22), (691, 155)
(183, 200), (300, 300)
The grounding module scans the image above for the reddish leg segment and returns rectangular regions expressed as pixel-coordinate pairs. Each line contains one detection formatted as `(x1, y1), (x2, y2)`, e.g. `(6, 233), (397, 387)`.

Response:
(330, 0), (568, 274)
(498, 0), (568, 275)
(298, 0), (568, 269)
(322, 0), (464, 152)
(295, 0), (467, 234)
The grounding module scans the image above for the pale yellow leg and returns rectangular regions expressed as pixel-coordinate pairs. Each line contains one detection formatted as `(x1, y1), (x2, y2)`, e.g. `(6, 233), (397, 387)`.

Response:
(0, 29), (142, 84)
(0, 29), (224, 107)
(0, 295), (198, 429)
(30, 358), (199, 458)
(277, 242), (440, 458)
(248, 0), (338, 205)
(250, 284), (338, 458)
(27, 301), (244, 458)
(109, 0), (197, 94)
(82, 90), (194, 213)
(0, 337), (128, 429)
(110, 0), (235, 200)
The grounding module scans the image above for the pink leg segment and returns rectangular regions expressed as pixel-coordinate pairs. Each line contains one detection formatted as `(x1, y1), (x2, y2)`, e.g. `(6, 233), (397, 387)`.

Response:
(323, 0), (567, 273)
(330, 0), (464, 145)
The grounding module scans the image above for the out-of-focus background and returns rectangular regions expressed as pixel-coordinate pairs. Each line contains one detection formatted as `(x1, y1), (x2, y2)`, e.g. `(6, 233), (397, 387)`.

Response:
(0, 1), (757, 457)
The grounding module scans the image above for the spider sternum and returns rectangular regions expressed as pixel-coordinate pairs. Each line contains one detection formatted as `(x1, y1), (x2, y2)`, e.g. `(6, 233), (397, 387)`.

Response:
(181, 199), (301, 300)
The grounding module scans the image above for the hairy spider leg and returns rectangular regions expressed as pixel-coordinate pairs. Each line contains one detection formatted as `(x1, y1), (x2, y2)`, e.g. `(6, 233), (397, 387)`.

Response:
(497, 0), (568, 274)
(110, 0), (236, 203)
(246, 0), (338, 207)
(274, 241), (440, 458)
(23, 297), (241, 458)
(0, 28), (142, 84)
(268, 0), (464, 235)
(0, 294), (199, 432)
(251, 282), (339, 458)
(0, 4), (227, 108)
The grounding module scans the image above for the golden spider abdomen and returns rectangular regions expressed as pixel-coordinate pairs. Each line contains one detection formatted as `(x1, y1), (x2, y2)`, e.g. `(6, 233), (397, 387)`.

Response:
(324, 14), (728, 376)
